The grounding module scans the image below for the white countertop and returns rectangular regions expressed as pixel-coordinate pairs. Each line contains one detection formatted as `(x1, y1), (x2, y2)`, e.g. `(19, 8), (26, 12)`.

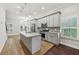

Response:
(20, 32), (41, 38)
(49, 32), (59, 33)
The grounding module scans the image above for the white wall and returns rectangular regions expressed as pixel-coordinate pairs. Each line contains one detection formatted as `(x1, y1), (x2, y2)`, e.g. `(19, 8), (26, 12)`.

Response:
(6, 16), (20, 35)
(0, 7), (7, 53)
(60, 5), (79, 49)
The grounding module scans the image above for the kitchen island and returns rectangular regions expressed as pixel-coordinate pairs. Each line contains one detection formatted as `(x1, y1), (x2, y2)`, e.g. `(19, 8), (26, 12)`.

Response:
(20, 32), (41, 54)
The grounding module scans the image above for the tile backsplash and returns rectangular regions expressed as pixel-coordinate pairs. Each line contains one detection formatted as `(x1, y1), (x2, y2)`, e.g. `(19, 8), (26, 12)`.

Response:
(49, 28), (60, 32)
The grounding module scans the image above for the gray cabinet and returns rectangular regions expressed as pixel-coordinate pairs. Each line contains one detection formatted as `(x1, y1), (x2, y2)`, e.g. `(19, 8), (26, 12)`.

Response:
(53, 13), (60, 27)
(37, 13), (60, 28)
(49, 15), (54, 27)
(46, 13), (60, 27)
(45, 32), (48, 40)
(45, 32), (60, 45)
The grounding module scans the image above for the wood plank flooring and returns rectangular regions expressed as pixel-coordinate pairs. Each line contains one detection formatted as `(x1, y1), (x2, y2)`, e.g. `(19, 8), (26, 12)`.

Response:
(45, 44), (79, 55)
(1, 36), (25, 55)
(1, 35), (79, 55)
(1, 35), (54, 55)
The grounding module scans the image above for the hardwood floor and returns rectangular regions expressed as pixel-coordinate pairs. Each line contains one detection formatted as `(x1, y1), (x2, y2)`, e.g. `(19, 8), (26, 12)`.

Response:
(45, 44), (79, 55)
(1, 35), (54, 55)
(1, 35), (79, 55)
(1, 36), (25, 55)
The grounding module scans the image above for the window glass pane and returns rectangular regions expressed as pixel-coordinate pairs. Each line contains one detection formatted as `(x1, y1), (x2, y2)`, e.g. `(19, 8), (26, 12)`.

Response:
(63, 29), (70, 36)
(61, 29), (77, 38)
(70, 29), (77, 37)
(61, 19), (68, 27)
(61, 16), (77, 39)
(61, 29), (64, 36)
(70, 17), (77, 27)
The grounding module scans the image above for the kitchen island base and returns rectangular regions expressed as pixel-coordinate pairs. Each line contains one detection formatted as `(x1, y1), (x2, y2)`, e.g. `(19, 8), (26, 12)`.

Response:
(20, 32), (41, 54)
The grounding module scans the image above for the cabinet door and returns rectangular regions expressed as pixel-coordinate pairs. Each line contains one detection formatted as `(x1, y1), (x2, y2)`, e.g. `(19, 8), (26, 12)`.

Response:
(47, 33), (53, 42)
(47, 33), (59, 45)
(45, 32), (48, 40)
(53, 14), (60, 27)
(50, 34), (59, 45)
(49, 15), (54, 27)
(47, 33), (51, 42)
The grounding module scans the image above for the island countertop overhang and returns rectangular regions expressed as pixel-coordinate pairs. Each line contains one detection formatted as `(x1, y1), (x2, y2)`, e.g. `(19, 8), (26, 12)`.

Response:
(20, 32), (41, 38)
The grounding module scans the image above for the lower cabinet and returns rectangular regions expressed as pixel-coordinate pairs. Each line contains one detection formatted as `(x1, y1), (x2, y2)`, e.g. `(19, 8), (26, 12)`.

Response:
(45, 32), (60, 45)
(45, 32), (48, 40)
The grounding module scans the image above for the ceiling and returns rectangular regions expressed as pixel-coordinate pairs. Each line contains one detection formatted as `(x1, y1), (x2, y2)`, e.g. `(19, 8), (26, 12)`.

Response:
(0, 3), (76, 20)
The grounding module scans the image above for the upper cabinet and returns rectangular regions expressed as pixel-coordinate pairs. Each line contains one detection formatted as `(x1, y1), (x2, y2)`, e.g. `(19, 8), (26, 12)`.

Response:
(49, 15), (54, 27)
(37, 13), (60, 28)
(37, 17), (47, 27)
(47, 13), (60, 27)
(53, 13), (60, 27)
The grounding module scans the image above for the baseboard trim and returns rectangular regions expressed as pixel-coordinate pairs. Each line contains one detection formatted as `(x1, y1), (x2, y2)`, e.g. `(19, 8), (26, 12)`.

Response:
(60, 42), (79, 50)
(0, 38), (7, 54)
(7, 33), (19, 36)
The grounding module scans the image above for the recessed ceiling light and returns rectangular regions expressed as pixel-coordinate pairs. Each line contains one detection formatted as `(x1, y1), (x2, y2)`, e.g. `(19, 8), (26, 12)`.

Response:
(17, 6), (21, 9)
(28, 15), (31, 18)
(16, 12), (19, 14)
(41, 7), (45, 10)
